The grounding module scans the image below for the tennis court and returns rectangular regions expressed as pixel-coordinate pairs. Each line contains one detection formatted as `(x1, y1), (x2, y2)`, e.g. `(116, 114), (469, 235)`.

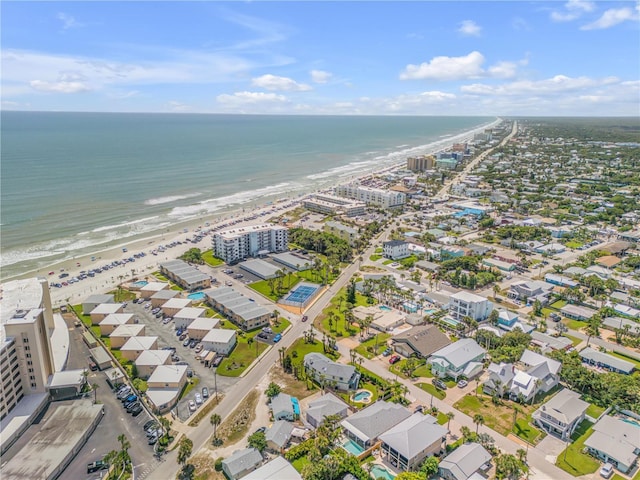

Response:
(281, 282), (320, 308)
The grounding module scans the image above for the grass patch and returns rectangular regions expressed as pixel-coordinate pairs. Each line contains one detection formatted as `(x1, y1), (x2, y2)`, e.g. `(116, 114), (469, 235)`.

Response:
(202, 250), (225, 267)
(513, 417), (543, 444)
(71, 304), (93, 327)
(286, 337), (339, 362)
(551, 300), (568, 309)
(180, 377), (200, 400)
(188, 394), (224, 427)
(416, 382), (446, 400)
(248, 274), (301, 302)
(566, 335), (582, 346)
(561, 318), (586, 331)
(153, 272), (169, 281)
(565, 241), (583, 249)
(296, 268), (339, 285)
(214, 389), (259, 447)
(369, 254), (382, 262)
(269, 364), (317, 400)
(271, 318), (291, 334)
(555, 421), (599, 476)
(292, 456), (312, 472)
(413, 364), (434, 378)
(585, 403), (605, 419)
(437, 411), (449, 425)
(382, 259), (393, 265)
(316, 288), (372, 337)
(110, 288), (137, 302)
(354, 333), (391, 359)
(217, 330), (269, 377)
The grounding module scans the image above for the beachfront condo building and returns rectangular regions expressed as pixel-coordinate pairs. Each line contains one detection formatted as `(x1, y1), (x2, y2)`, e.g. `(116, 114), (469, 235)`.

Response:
(1, 278), (56, 422)
(335, 183), (406, 209)
(407, 155), (435, 172)
(302, 193), (366, 217)
(213, 224), (288, 264)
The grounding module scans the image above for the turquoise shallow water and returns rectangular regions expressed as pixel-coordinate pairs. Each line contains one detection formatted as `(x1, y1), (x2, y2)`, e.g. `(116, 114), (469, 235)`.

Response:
(1, 112), (496, 278)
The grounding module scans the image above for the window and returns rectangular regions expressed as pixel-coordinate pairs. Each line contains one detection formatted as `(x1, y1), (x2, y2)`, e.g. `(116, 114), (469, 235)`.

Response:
(23, 338), (29, 343)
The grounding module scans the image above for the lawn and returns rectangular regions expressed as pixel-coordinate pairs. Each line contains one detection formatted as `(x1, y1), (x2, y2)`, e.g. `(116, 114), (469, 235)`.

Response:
(369, 254), (382, 262)
(286, 337), (340, 362)
(389, 358), (425, 379)
(585, 403), (605, 419)
(513, 417), (544, 444)
(354, 333), (391, 359)
(555, 421), (600, 476)
(382, 259), (393, 265)
(316, 288), (372, 337)
(217, 330), (269, 377)
(296, 268), (338, 285)
(248, 274), (301, 302)
(566, 335), (582, 346)
(202, 250), (225, 267)
(416, 382), (446, 400)
(71, 304), (92, 328)
(563, 319), (586, 331)
(110, 288), (137, 302)
(413, 364), (434, 378)
(292, 456), (312, 473)
(551, 300), (568, 309)
(179, 377), (200, 400)
(272, 318), (291, 334)
(436, 411), (449, 425)
(565, 241), (583, 249)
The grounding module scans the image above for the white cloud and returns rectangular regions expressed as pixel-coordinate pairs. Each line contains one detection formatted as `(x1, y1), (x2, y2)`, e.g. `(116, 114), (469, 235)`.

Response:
(57, 12), (84, 30)
(400, 51), (485, 81)
(167, 101), (192, 112)
(310, 70), (332, 84)
(216, 91), (288, 106)
(30, 80), (91, 93)
(487, 61), (519, 79)
(458, 20), (482, 36)
(551, 0), (595, 22)
(251, 74), (311, 91)
(581, 7), (639, 30)
(461, 74), (619, 96)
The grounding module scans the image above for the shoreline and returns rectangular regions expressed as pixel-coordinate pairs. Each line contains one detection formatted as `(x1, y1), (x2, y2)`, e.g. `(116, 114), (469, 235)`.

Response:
(2, 118), (501, 299)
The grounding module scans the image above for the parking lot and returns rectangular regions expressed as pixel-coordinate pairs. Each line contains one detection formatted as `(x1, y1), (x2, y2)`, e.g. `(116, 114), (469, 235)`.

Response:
(124, 302), (237, 423)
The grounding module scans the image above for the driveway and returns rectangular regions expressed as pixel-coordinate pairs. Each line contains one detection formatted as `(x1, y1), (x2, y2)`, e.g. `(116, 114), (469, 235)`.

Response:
(535, 433), (567, 464)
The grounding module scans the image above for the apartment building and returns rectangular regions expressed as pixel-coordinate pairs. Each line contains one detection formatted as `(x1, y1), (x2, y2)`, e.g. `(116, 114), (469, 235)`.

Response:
(1, 278), (55, 421)
(449, 291), (494, 322)
(212, 224), (288, 264)
(407, 155), (435, 172)
(336, 183), (406, 209)
(303, 194), (366, 217)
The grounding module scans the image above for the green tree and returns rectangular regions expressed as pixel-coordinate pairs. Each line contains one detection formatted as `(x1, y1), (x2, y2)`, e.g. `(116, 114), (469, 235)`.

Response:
(265, 381), (282, 399)
(248, 431), (267, 452)
(395, 472), (425, 480)
(177, 435), (193, 466)
(210, 413), (221, 440)
(495, 453), (524, 480)
(473, 413), (485, 434)
(420, 456), (439, 477)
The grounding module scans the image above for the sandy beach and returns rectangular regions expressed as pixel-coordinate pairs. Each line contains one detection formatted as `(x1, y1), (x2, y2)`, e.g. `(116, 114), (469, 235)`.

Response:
(6, 118), (501, 307)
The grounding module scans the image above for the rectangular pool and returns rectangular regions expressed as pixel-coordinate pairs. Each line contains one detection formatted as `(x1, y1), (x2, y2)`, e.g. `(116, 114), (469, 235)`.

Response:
(341, 439), (365, 456)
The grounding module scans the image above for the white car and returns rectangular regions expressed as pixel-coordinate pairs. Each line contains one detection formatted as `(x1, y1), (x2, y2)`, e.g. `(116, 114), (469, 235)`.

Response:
(188, 401), (196, 412)
(195, 393), (203, 405)
(600, 463), (613, 478)
(390, 262), (400, 267)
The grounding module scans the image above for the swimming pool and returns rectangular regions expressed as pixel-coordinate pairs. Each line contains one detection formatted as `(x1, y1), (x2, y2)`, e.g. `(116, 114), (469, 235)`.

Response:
(353, 390), (372, 402)
(133, 281), (148, 287)
(379, 305), (392, 312)
(402, 302), (418, 313)
(424, 309), (438, 315)
(188, 292), (206, 300)
(370, 465), (395, 480)
(442, 316), (461, 328)
(341, 439), (365, 456)
(281, 283), (320, 307)
(622, 417), (640, 428)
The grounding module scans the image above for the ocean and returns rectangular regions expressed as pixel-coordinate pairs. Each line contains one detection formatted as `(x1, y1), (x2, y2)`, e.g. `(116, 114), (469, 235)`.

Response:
(0, 112), (496, 279)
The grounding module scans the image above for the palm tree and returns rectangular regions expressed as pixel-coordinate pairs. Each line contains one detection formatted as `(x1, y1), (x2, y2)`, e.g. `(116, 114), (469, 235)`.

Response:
(531, 378), (542, 405)
(493, 283), (501, 300)
(516, 448), (528, 465)
(446, 411), (455, 431)
(512, 405), (522, 430)
(210, 413), (221, 440)
(92, 383), (99, 404)
(473, 413), (485, 434)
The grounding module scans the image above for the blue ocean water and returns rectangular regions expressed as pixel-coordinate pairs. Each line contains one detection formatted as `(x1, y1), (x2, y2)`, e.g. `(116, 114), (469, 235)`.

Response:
(0, 112), (495, 278)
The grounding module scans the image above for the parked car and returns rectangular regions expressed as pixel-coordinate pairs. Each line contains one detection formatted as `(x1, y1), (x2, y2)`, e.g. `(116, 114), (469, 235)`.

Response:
(389, 355), (401, 364)
(180, 332), (188, 341)
(195, 344), (203, 353)
(87, 460), (109, 473)
(457, 379), (468, 388)
(273, 333), (282, 343)
(382, 348), (393, 357)
(195, 393), (203, 405)
(212, 356), (223, 367)
(126, 401), (140, 412)
(88, 359), (98, 371)
(600, 463), (614, 478)
(130, 403), (144, 416)
(143, 420), (158, 432)
(202, 387), (209, 399)
(433, 379), (448, 390)
(414, 405), (424, 414)
(302, 315), (308, 322)
(182, 337), (190, 347)
(188, 400), (197, 412)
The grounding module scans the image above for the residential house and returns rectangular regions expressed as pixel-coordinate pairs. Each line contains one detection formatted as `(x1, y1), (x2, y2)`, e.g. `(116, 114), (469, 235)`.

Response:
(352, 305), (405, 332)
(530, 331), (573, 353)
(242, 457), (301, 480)
(391, 325), (451, 359)
(90, 303), (124, 325)
(265, 420), (294, 453)
(120, 336), (158, 361)
(173, 307), (206, 330)
(139, 281), (170, 298)
(186, 317), (221, 341)
(305, 393), (349, 428)
(579, 347), (635, 374)
(324, 221), (360, 246)
(379, 413), (448, 471)
(108, 324), (145, 349)
(383, 240), (410, 260)
(428, 339), (486, 380)
(483, 362), (516, 397)
(149, 289), (180, 308)
(584, 416), (640, 474)
(496, 310), (535, 334)
(221, 448), (263, 480)
(161, 298), (193, 318)
(98, 313), (134, 336)
(303, 353), (361, 391)
(532, 389), (589, 440)
(544, 274), (578, 288)
(507, 280), (554, 304)
(270, 393), (299, 421)
(511, 350), (561, 402)
(560, 304), (598, 321)
(438, 443), (492, 480)
(145, 365), (188, 413)
(341, 401), (412, 449)
(134, 350), (172, 379)
(449, 291), (493, 322)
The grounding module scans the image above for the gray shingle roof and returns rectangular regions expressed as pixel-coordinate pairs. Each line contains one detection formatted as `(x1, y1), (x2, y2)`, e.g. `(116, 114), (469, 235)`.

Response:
(439, 443), (492, 480)
(341, 401), (411, 443)
(585, 416), (640, 468)
(430, 339), (486, 369)
(304, 353), (357, 380)
(391, 325), (452, 358)
(265, 420), (294, 449)
(535, 389), (588, 425)
(271, 393), (294, 416)
(306, 394), (349, 425)
(579, 347), (636, 373)
(378, 413), (447, 460)
(222, 448), (263, 477)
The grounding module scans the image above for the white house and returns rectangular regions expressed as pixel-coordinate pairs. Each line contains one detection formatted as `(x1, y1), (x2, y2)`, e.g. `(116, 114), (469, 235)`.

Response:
(439, 443), (492, 480)
(201, 329), (237, 355)
(428, 339), (486, 380)
(449, 291), (493, 322)
(532, 389), (588, 440)
(173, 307), (206, 329)
(584, 416), (640, 474)
(303, 353), (361, 391)
(382, 240), (410, 260)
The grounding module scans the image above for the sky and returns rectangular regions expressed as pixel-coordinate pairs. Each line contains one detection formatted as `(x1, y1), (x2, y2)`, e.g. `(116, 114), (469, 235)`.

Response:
(2, 1), (639, 116)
